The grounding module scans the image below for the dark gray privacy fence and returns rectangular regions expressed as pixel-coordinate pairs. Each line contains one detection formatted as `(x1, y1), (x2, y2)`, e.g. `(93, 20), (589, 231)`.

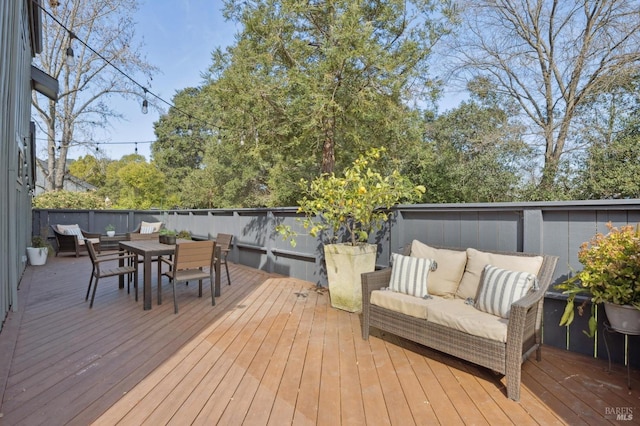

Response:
(33, 199), (640, 367)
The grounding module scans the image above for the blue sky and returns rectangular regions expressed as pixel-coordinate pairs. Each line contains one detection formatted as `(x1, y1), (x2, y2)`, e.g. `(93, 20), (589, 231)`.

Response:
(90, 0), (238, 160)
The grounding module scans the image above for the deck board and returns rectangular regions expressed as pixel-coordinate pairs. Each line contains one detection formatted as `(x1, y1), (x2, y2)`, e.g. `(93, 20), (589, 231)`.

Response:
(1, 255), (639, 425)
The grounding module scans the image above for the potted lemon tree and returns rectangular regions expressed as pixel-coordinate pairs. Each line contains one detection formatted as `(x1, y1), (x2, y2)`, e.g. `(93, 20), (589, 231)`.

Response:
(556, 222), (640, 336)
(279, 147), (425, 312)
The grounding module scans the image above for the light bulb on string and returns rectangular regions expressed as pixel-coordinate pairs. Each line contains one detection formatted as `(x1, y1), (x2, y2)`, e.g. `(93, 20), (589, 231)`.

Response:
(141, 87), (149, 114)
(66, 31), (76, 67)
(134, 142), (138, 154)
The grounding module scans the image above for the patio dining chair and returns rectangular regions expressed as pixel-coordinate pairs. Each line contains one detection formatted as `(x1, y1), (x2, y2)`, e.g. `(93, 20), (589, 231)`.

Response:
(158, 240), (216, 314)
(85, 241), (138, 308)
(215, 233), (233, 286)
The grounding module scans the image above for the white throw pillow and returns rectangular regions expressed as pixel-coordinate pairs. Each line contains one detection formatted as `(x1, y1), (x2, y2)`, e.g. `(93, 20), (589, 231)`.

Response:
(388, 253), (435, 298)
(475, 264), (538, 318)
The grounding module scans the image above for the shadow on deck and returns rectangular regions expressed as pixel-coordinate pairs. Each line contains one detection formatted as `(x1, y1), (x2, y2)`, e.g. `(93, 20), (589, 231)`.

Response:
(0, 255), (638, 425)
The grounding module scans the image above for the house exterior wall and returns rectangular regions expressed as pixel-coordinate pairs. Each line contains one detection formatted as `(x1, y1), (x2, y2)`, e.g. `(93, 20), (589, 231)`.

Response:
(0, 1), (41, 326)
(34, 159), (97, 195)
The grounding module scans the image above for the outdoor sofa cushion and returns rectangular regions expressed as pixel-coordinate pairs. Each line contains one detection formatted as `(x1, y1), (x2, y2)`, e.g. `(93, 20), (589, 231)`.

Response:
(410, 240), (466, 298)
(456, 248), (544, 300)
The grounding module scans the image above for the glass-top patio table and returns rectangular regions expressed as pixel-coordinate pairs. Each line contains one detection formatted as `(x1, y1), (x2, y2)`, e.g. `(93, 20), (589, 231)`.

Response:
(119, 239), (221, 310)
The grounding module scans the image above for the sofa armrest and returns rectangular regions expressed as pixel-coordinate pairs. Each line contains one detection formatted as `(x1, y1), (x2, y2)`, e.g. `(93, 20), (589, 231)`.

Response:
(361, 268), (391, 340)
(361, 268), (391, 295)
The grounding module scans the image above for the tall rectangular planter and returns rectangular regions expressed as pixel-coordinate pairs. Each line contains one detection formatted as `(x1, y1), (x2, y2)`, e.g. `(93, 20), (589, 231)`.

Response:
(324, 243), (377, 312)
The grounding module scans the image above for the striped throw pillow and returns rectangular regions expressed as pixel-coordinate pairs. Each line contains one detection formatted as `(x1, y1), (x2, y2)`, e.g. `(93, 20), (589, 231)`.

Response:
(388, 253), (435, 298)
(475, 265), (538, 318)
(140, 225), (155, 234)
(62, 226), (82, 237)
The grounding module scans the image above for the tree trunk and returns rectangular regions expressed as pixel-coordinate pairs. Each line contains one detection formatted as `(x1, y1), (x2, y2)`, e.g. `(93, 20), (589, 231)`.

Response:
(321, 116), (335, 174)
(45, 100), (56, 192)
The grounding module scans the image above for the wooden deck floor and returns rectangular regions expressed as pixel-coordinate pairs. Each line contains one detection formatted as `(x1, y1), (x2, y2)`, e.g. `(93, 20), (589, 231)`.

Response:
(0, 255), (639, 425)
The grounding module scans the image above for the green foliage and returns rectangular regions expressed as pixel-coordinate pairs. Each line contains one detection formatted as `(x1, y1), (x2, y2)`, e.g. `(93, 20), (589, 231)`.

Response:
(105, 224), (115, 232)
(278, 147), (425, 246)
(159, 228), (177, 236)
(555, 222), (640, 337)
(30, 235), (54, 257)
(575, 118), (640, 199)
(151, 87), (210, 197)
(405, 99), (530, 202)
(148, 0), (452, 208)
(33, 190), (106, 209)
(31, 235), (47, 248)
(100, 154), (168, 209)
(68, 155), (108, 187)
(176, 230), (192, 240)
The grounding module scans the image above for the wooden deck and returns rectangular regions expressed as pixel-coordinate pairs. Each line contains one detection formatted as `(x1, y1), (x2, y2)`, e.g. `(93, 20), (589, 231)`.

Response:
(0, 255), (638, 425)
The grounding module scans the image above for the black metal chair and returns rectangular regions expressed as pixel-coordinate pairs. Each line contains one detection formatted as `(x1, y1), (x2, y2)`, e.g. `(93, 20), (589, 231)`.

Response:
(85, 241), (138, 308)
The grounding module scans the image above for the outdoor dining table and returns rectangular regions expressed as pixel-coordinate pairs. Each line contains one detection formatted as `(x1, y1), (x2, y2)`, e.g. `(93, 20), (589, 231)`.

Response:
(119, 239), (221, 310)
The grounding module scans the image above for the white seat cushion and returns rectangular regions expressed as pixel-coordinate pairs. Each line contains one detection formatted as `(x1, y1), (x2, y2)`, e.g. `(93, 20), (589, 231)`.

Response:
(370, 291), (449, 320)
(426, 298), (509, 343)
(78, 237), (100, 246)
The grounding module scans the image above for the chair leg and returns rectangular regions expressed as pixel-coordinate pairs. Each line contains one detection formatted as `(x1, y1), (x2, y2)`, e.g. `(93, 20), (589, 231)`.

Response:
(198, 280), (203, 297)
(86, 274), (95, 301)
(173, 279), (178, 314)
(134, 267), (138, 302)
(157, 258), (163, 305)
(210, 278), (215, 306)
(225, 262), (231, 285)
(89, 276), (100, 308)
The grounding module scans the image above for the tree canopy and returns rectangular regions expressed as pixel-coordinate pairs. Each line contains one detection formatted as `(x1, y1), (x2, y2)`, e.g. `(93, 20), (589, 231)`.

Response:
(53, 1), (640, 209)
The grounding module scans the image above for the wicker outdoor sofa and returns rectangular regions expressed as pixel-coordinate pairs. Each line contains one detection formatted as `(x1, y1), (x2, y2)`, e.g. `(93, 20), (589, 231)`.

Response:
(361, 240), (558, 401)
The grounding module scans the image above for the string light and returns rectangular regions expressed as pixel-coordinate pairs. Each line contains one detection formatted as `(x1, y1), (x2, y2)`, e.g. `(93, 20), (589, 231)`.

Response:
(141, 87), (148, 114)
(65, 31), (75, 67)
(34, 2), (231, 143)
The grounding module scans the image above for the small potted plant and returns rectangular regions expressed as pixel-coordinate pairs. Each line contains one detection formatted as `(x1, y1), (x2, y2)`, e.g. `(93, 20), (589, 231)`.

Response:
(159, 229), (177, 245)
(556, 222), (640, 336)
(27, 235), (52, 266)
(176, 230), (192, 240)
(105, 224), (116, 237)
(277, 147), (425, 312)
